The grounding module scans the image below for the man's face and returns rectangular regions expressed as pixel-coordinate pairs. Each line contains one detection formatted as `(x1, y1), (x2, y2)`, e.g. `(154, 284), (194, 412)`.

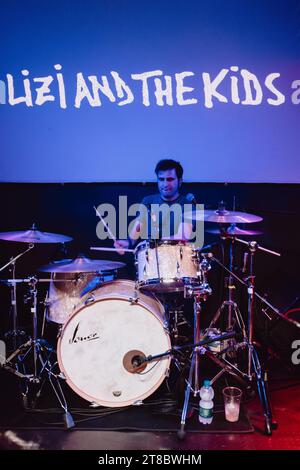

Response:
(157, 168), (182, 201)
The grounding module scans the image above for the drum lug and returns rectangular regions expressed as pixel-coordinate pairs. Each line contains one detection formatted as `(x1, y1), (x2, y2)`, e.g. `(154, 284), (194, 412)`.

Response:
(176, 261), (180, 273)
(129, 294), (139, 304)
(84, 293), (95, 305)
(57, 324), (63, 339)
(180, 246), (183, 259)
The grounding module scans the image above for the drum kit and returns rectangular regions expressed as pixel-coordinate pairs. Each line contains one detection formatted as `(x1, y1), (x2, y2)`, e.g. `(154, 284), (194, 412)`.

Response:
(0, 206), (285, 436)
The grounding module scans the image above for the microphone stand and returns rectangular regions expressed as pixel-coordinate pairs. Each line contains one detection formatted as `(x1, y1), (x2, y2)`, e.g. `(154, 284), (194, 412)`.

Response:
(131, 329), (237, 438)
(134, 331), (237, 367)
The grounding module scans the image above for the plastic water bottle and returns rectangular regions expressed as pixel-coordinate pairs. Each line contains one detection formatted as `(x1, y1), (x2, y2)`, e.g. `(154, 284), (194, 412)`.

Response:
(199, 379), (214, 425)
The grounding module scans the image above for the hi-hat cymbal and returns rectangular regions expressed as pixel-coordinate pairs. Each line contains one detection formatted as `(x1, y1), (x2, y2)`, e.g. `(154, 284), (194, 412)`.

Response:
(206, 225), (263, 236)
(38, 254), (126, 273)
(185, 209), (263, 224)
(0, 224), (73, 244)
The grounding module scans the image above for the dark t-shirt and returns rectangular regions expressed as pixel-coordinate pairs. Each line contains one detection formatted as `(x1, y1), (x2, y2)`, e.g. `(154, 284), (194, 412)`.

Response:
(130, 193), (196, 245)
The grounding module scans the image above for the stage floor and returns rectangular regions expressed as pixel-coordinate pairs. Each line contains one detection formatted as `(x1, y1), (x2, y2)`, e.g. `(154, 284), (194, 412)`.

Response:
(0, 376), (299, 451)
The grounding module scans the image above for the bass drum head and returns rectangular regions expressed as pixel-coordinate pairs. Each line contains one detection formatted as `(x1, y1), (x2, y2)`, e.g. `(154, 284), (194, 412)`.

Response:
(57, 281), (171, 407)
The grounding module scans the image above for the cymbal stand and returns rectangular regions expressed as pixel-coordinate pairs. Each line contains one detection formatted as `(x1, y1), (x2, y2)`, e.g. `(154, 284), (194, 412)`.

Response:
(235, 239), (281, 378)
(1, 276), (74, 429)
(211, 238), (281, 435)
(178, 253), (212, 437)
(208, 231), (246, 338)
(0, 243), (34, 350)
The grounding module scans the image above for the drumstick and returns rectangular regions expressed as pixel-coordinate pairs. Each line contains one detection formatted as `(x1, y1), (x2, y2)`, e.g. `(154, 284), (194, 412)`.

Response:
(93, 205), (117, 242)
(90, 246), (135, 254)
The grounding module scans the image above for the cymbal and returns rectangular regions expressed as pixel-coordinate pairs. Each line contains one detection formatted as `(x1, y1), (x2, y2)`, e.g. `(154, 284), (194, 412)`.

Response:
(0, 225), (73, 244)
(206, 225), (263, 236)
(186, 209), (263, 224)
(38, 254), (126, 273)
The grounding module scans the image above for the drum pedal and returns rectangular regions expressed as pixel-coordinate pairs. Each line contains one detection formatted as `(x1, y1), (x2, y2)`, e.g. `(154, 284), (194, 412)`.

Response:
(63, 411), (75, 430)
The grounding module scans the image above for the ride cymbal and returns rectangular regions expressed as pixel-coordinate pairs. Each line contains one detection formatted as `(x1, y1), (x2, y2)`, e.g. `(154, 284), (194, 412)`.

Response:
(186, 209), (263, 224)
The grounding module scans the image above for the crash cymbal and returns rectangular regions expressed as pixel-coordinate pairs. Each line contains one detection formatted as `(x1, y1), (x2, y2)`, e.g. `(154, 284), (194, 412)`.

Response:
(186, 209), (263, 224)
(38, 254), (126, 273)
(206, 224), (263, 236)
(0, 224), (73, 244)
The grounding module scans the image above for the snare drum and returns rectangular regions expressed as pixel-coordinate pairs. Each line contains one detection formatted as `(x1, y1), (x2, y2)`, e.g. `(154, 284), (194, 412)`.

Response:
(57, 280), (170, 407)
(135, 240), (199, 292)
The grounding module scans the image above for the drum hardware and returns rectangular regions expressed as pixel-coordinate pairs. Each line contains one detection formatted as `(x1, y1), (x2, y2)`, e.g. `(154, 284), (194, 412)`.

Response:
(199, 328), (231, 354)
(84, 293), (96, 305)
(204, 216), (264, 365)
(124, 331), (236, 370)
(178, 268), (213, 437)
(0, 244), (35, 350)
(210, 237), (281, 435)
(0, 275), (75, 428)
(166, 307), (185, 340)
(208, 228), (247, 336)
(129, 295), (139, 305)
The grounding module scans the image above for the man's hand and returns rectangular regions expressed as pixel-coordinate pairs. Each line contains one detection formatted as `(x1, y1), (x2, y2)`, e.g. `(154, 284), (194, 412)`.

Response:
(114, 239), (129, 255)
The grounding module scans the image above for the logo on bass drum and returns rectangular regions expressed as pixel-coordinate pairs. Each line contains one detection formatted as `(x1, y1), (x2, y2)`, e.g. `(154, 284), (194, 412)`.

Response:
(69, 322), (100, 344)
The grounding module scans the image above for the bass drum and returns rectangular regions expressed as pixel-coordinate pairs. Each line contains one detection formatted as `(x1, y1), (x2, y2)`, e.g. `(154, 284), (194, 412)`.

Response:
(57, 280), (171, 407)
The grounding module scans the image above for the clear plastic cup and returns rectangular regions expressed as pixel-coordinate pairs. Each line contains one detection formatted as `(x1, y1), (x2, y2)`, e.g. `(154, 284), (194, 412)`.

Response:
(222, 387), (242, 422)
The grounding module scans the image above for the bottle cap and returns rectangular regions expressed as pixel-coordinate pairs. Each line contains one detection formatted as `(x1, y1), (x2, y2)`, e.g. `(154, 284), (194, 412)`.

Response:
(203, 379), (211, 387)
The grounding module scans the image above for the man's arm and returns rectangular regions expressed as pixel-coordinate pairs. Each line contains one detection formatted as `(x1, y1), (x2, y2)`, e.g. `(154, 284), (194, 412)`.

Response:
(114, 216), (144, 254)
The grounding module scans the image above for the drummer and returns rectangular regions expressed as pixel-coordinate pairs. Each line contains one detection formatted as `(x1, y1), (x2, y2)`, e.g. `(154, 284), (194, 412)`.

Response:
(114, 159), (196, 254)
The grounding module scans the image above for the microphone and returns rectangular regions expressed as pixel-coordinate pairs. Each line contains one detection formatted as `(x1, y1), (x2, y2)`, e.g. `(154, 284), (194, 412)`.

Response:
(123, 350), (147, 373)
(186, 193), (198, 205)
(242, 252), (249, 273)
(132, 355), (146, 367)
